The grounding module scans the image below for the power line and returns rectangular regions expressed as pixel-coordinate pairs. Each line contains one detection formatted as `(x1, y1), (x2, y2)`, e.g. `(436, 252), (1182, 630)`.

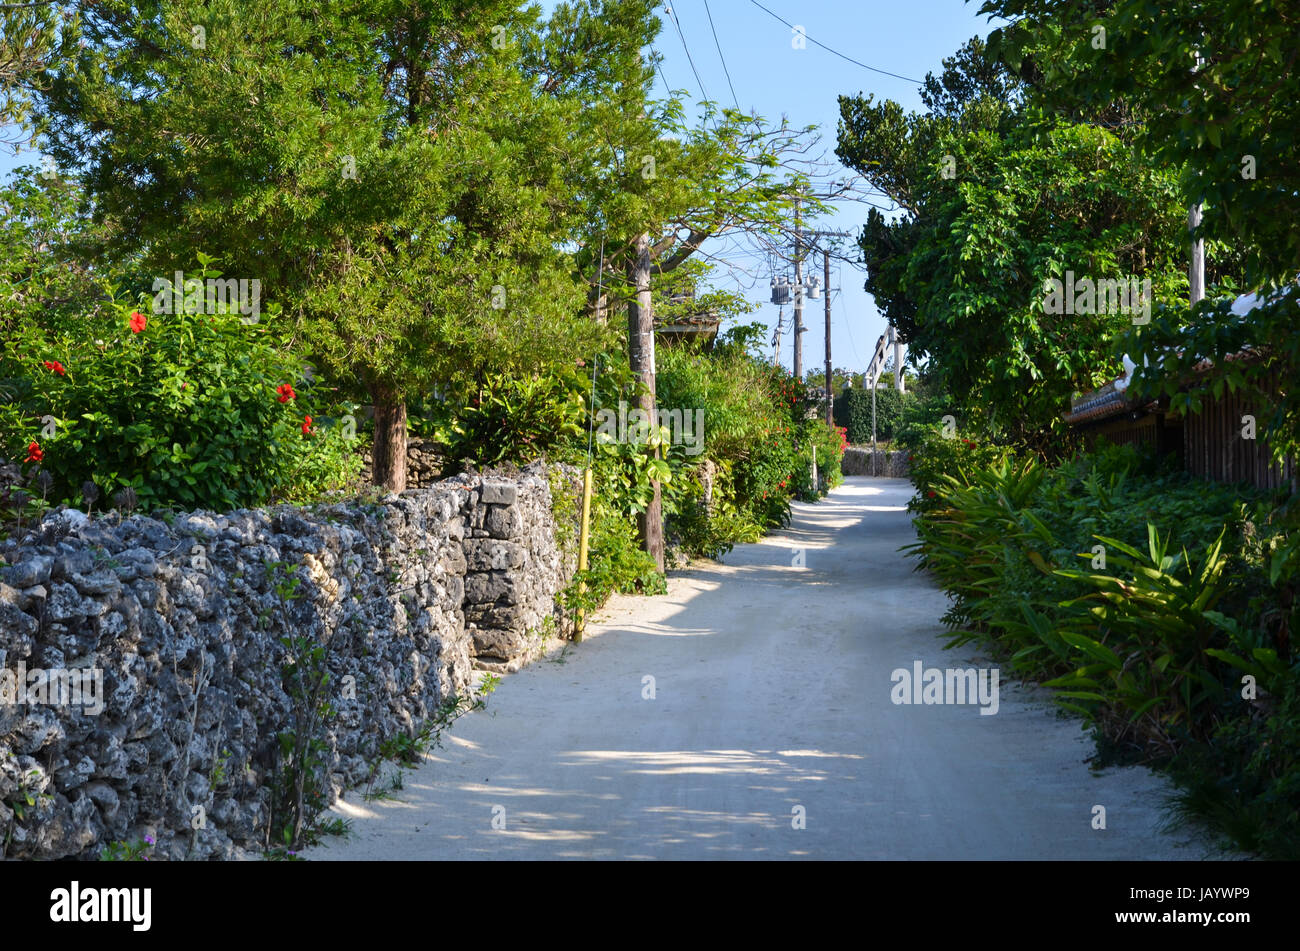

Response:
(746, 0), (923, 85)
(664, 4), (711, 104)
(702, 0), (740, 111)
(653, 50), (675, 96)
(836, 262), (862, 367)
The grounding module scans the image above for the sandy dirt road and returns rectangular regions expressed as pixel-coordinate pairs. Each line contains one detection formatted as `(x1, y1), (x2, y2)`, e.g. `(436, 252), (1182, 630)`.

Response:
(305, 477), (1225, 860)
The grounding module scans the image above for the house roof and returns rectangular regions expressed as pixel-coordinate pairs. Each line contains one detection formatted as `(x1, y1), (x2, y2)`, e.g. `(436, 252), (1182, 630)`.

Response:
(657, 310), (721, 333)
(1064, 383), (1131, 425)
(1065, 285), (1291, 426)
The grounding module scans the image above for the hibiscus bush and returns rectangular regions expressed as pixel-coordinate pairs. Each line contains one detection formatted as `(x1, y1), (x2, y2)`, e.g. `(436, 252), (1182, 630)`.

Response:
(0, 272), (361, 513)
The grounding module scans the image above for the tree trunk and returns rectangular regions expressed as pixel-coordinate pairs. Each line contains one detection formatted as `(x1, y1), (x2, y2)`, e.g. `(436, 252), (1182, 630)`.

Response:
(627, 232), (665, 572)
(369, 382), (408, 493)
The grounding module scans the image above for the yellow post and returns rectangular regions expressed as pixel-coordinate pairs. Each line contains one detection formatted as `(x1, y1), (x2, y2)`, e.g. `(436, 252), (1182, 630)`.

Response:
(574, 466), (594, 641)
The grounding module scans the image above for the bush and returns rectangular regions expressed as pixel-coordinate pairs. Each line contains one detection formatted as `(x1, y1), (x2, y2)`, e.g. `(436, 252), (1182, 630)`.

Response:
(900, 424), (1008, 514)
(906, 439), (1299, 856)
(796, 416), (845, 500)
(1168, 678), (1300, 860)
(1, 268), (360, 514)
(834, 386), (915, 444)
(432, 332), (849, 577)
(432, 369), (587, 467)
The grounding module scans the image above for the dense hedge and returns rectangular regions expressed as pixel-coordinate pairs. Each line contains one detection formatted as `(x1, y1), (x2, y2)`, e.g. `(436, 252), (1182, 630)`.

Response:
(834, 386), (916, 444)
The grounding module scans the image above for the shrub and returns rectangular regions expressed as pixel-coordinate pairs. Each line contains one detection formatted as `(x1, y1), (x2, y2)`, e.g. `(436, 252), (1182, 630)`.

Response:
(0, 268), (360, 514)
(901, 423), (1008, 514)
(906, 439), (1299, 855)
(835, 385), (915, 444)
(796, 416), (845, 501)
(433, 369), (587, 468)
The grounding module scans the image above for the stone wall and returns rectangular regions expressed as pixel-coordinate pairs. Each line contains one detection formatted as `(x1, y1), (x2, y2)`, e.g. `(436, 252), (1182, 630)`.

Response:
(0, 462), (577, 860)
(841, 447), (911, 478)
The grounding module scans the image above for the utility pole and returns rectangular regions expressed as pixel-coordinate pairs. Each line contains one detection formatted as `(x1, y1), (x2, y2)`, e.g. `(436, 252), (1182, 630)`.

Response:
(1189, 202), (1205, 305)
(792, 195), (804, 379)
(773, 306), (783, 365)
(1188, 48), (1206, 309)
(823, 247), (833, 425)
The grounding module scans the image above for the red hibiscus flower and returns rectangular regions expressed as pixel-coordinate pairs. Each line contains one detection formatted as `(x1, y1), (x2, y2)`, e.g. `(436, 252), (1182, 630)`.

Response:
(301, 415), (313, 436)
(276, 383), (297, 403)
(25, 441), (43, 463)
(43, 360), (66, 375)
(927, 490), (937, 498)
(129, 311), (147, 334)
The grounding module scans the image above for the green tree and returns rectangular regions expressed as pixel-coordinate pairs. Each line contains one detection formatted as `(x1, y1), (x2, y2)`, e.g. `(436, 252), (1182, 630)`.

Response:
(0, 0), (73, 148)
(980, 0), (1300, 474)
(522, 1), (824, 569)
(34, 0), (609, 491)
(0, 164), (122, 337)
(836, 38), (1190, 451)
(981, 0), (1300, 289)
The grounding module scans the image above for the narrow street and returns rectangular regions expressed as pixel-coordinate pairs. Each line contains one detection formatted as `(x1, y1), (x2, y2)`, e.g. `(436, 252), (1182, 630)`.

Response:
(307, 477), (1224, 860)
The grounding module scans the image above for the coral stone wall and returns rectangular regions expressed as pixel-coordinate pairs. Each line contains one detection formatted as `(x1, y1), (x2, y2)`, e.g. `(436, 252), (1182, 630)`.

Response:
(0, 462), (576, 859)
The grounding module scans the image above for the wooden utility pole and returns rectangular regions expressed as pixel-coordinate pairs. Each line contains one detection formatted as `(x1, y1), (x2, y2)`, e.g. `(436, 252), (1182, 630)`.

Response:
(627, 232), (664, 572)
(792, 196), (804, 379)
(823, 247), (833, 425)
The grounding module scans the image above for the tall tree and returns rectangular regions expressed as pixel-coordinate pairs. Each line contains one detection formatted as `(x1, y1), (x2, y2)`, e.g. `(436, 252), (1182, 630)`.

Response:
(837, 37), (1191, 449)
(34, 0), (607, 491)
(0, 0), (71, 149)
(982, 0), (1300, 290)
(523, 1), (822, 568)
(980, 0), (1300, 471)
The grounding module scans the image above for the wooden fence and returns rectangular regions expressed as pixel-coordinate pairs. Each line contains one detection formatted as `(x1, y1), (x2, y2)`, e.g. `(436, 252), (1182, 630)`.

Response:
(1075, 369), (1295, 493)
(1176, 383), (1296, 492)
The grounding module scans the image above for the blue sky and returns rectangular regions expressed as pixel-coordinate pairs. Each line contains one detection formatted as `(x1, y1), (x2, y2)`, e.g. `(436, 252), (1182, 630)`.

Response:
(635, 0), (997, 376)
(2, 0), (998, 376)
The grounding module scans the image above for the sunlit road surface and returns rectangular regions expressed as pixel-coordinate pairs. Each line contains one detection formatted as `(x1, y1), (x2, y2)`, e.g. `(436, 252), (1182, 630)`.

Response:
(305, 477), (1225, 860)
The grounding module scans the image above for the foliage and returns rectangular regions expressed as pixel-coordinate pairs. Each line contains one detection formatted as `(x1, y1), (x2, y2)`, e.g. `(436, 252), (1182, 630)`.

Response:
(436, 369), (588, 469)
(266, 557), (336, 852)
(667, 457), (764, 561)
(650, 257), (757, 333)
(979, 0), (1300, 596)
(1049, 525), (1242, 755)
(835, 386), (917, 445)
(1, 262), (360, 513)
(0, 165), (124, 340)
(898, 424), (1008, 516)
(32, 0), (614, 491)
(836, 39), (1192, 451)
(1167, 678), (1300, 861)
(1121, 285), (1300, 474)
(905, 439), (1299, 854)
(0, 0), (73, 146)
(981, 0), (1300, 290)
(363, 684), (495, 802)
(796, 415), (844, 501)
(99, 835), (156, 861)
